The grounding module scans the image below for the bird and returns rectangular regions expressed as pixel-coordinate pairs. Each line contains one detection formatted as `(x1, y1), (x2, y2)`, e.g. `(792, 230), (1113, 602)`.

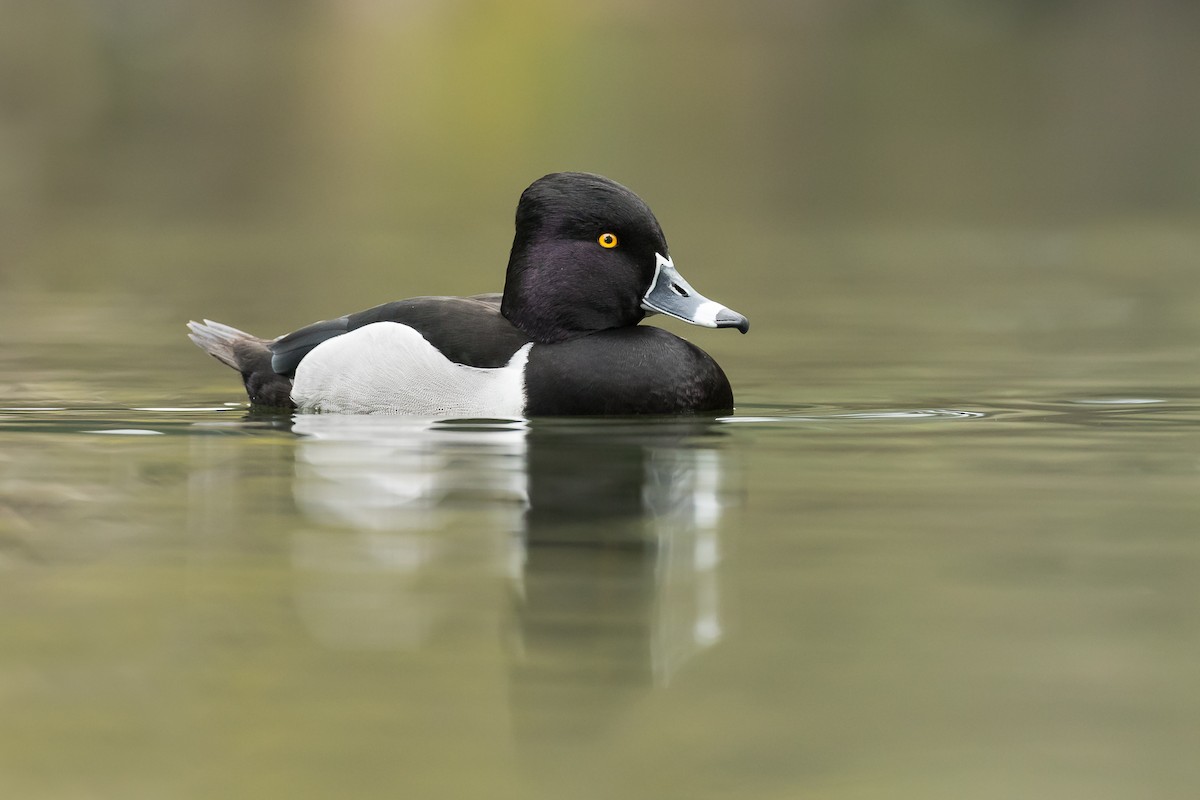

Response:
(188, 172), (748, 416)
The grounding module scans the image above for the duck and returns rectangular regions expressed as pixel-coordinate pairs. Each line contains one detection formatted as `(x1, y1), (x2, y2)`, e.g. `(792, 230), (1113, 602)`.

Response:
(187, 172), (748, 416)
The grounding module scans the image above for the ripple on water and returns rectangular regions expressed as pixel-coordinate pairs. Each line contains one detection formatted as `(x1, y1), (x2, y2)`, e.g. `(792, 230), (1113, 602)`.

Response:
(83, 429), (166, 436)
(721, 408), (989, 424)
(132, 406), (242, 413)
(0, 405), (252, 436)
(1068, 397), (1166, 405)
(0, 398), (1198, 435)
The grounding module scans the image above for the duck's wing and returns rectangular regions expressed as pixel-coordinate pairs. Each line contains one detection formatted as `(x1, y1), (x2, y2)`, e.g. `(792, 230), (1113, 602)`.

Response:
(465, 292), (503, 309)
(269, 295), (528, 376)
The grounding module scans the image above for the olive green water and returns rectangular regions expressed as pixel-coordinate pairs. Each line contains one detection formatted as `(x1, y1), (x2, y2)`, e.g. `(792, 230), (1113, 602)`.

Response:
(4, 237), (1200, 798)
(5, 3), (1200, 798)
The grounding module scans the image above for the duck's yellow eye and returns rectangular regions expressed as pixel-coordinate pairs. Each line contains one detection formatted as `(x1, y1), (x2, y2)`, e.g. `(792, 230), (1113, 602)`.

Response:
(598, 232), (619, 249)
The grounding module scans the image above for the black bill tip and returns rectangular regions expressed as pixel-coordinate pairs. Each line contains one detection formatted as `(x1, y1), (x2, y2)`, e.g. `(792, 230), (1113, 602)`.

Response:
(716, 309), (750, 334)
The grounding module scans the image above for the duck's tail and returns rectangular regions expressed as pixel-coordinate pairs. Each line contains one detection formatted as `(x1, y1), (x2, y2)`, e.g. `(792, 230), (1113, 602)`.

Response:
(187, 319), (255, 370)
(187, 319), (295, 408)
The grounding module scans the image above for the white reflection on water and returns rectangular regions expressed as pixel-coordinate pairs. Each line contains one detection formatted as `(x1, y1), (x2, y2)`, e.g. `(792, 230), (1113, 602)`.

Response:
(286, 415), (733, 683)
(292, 415), (529, 532)
(289, 416), (527, 651)
(643, 448), (724, 683)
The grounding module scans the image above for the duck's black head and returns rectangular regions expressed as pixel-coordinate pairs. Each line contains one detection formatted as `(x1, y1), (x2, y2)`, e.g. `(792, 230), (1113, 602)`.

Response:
(501, 172), (748, 343)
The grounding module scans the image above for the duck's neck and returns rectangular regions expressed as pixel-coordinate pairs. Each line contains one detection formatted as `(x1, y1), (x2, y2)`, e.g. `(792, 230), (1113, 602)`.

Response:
(500, 285), (581, 344)
(501, 266), (643, 345)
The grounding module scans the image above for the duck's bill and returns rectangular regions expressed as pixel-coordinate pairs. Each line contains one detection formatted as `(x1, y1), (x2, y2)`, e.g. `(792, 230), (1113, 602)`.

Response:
(641, 254), (750, 334)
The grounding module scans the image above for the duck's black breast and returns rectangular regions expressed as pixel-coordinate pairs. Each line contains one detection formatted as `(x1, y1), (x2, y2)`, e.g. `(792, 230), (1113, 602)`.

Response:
(271, 294), (528, 376)
(524, 326), (734, 416)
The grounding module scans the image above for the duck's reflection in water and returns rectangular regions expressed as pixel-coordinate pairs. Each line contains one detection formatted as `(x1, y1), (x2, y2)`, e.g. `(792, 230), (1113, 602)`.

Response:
(289, 415), (735, 685)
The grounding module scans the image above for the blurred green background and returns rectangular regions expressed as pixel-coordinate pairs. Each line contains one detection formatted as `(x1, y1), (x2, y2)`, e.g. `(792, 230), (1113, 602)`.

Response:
(3, 0), (1198, 354)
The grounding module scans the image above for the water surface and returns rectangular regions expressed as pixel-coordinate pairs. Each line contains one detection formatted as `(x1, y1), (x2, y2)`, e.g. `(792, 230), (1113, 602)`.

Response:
(3, 289), (1199, 798)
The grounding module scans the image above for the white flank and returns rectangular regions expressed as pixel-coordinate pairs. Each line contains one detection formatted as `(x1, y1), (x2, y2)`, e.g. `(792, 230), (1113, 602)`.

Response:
(291, 322), (532, 417)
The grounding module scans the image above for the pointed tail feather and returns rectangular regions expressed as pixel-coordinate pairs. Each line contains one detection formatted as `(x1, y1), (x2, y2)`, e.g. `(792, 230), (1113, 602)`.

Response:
(187, 319), (295, 407)
(187, 319), (258, 370)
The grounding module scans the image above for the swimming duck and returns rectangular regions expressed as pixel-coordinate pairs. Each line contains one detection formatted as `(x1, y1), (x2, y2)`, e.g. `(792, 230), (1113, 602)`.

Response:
(188, 172), (748, 416)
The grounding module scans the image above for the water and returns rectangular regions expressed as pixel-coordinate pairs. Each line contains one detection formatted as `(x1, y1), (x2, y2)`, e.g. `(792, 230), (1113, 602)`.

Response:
(5, 3), (1200, 795)
(3, 284), (1200, 797)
